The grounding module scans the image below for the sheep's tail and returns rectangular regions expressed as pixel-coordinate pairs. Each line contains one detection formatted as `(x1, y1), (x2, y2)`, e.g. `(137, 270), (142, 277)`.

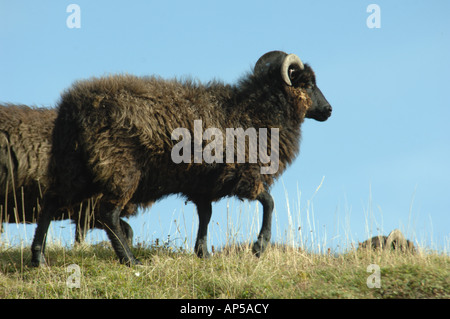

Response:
(2, 133), (20, 225)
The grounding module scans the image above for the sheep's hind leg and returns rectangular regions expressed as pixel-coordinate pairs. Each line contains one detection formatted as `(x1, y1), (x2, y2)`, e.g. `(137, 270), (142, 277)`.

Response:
(194, 199), (212, 258)
(31, 197), (59, 267)
(120, 219), (134, 247)
(252, 190), (274, 257)
(75, 217), (133, 246)
(101, 205), (141, 266)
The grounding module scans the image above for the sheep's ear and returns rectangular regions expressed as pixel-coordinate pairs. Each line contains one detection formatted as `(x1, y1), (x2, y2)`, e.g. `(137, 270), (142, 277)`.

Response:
(288, 68), (301, 84)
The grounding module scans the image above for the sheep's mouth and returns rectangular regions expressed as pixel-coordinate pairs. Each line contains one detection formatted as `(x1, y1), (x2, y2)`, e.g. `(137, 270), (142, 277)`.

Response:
(315, 115), (330, 122)
(305, 106), (332, 122)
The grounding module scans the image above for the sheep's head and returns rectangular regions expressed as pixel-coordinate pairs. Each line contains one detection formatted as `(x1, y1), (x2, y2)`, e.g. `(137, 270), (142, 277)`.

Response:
(255, 51), (332, 122)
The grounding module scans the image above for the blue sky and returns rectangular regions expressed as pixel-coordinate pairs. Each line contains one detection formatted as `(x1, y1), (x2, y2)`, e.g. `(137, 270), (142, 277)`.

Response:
(1, 1), (449, 252)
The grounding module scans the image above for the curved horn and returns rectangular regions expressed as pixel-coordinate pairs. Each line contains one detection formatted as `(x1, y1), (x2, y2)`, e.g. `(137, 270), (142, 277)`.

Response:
(386, 229), (407, 251)
(254, 51), (287, 75)
(281, 54), (304, 86)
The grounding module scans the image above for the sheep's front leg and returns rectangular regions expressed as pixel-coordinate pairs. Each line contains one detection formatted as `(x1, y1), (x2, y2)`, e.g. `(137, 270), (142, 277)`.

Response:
(194, 199), (212, 258)
(101, 205), (141, 266)
(252, 190), (274, 257)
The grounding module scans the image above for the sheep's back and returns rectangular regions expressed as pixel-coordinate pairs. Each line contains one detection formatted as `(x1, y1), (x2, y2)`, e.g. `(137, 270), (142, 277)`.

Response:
(59, 75), (226, 135)
(57, 75), (228, 166)
(0, 105), (55, 191)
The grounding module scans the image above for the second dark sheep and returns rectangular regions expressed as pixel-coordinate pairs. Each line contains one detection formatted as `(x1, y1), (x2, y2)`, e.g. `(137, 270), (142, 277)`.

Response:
(31, 50), (332, 266)
(0, 104), (139, 244)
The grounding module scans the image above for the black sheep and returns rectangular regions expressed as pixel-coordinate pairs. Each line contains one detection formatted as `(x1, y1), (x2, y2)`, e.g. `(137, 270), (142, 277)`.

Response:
(31, 51), (332, 266)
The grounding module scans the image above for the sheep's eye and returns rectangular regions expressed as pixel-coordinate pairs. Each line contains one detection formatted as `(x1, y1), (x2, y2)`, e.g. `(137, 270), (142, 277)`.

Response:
(289, 68), (300, 81)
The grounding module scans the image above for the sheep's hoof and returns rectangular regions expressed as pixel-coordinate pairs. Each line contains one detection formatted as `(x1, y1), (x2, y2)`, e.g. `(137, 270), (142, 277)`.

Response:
(120, 256), (142, 267)
(129, 258), (143, 266)
(31, 253), (47, 267)
(196, 251), (211, 259)
(252, 240), (268, 258)
(199, 252), (211, 259)
(132, 258), (143, 266)
(194, 241), (211, 259)
(195, 247), (211, 259)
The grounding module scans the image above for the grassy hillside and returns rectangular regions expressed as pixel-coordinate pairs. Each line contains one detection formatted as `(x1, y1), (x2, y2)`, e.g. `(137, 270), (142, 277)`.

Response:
(1, 242), (448, 299)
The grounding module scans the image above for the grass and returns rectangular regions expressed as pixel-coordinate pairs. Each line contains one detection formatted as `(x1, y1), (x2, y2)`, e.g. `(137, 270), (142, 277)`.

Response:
(1, 241), (448, 299)
(1, 174), (448, 299)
